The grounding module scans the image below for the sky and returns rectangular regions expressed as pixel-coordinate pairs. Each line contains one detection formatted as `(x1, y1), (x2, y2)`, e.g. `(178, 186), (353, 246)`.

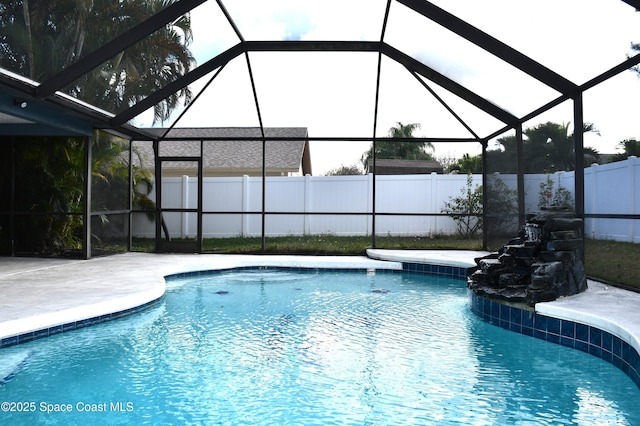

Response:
(136, 0), (640, 175)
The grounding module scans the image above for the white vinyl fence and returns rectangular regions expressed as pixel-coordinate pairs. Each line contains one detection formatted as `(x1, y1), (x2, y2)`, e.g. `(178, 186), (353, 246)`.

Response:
(132, 156), (640, 243)
(572, 156), (640, 242)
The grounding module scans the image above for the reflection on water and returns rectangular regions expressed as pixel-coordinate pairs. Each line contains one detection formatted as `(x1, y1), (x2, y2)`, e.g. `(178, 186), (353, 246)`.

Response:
(0, 270), (637, 425)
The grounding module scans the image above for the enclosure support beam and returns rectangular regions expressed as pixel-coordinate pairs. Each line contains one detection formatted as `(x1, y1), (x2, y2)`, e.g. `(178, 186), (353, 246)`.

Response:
(371, 46), (384, 248)
(621, 0), (640, 11)
(573, 94), (585, 219)
(516, 125), (525, 228)
(82, 136), (92, 260)
(396, 0), (578, 96)
(574, 93), (586, 266)
(153, 141), (162, 252)
(35, 0), (207, 98)
(574, 93), (585, 216)
(9, 138), (16, 256)
(481, 141), (488, 251)
(198, 140), (204, 253)
(128, 141), (133, 252)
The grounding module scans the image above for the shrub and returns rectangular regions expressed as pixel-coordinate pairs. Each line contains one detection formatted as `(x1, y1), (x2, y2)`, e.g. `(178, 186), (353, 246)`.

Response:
(441, 174), (483, 238)
(538, 174), (573, 210)
(441, 173), (518, 239)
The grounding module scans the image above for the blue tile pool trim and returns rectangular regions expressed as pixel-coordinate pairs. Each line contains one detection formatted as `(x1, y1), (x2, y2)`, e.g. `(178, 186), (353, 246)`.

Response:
(0, 295), (165, 349)
(469, 290), (640, 389)
(401, 262), (470, 279)
(165, 263), (472, 281)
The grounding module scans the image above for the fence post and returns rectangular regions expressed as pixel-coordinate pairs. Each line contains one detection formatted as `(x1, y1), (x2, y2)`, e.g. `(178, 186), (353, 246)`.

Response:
(591, 164), (599, 239)
(242, 175), (250, 237)
(304, 174), (312, 235)
(182, 175), (189, 239)
(630, 156), (637, 242)
(367, 173), (374, 236)
(430, 172), (438, 236)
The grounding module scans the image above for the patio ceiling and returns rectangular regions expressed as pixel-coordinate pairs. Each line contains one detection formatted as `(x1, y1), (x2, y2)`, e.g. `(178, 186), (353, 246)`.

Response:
(1, 0), (640, 161)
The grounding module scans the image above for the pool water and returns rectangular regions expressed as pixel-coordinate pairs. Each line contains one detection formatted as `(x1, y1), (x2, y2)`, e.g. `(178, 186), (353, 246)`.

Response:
(1, 269), (639, 425)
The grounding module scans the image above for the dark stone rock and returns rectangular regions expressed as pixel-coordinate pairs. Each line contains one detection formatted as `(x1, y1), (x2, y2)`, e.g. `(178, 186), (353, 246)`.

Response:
(467, 210), (587, 306)
(546, 239), (583, 252)
(498, 252), (514, 266)
(537, 250), (574, 263)
(550, 230), (580, 240)
(544, 217), (583, 232)
(526, 287), (558, 304)
(479, 258), (503, 271)
(499, 272), (528, 286)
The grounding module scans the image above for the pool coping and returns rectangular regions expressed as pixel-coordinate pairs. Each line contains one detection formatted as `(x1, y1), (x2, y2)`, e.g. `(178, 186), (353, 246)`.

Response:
(1, 250), (640, 388)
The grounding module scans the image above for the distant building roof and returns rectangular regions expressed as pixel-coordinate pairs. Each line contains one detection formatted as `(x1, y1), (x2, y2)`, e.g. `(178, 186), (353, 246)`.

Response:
(368, 159), (444, 175)
(135, 127), (311, 176)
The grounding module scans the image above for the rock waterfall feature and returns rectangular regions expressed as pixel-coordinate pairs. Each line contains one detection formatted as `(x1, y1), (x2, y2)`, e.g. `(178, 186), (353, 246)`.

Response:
(468, 209), (587, 306)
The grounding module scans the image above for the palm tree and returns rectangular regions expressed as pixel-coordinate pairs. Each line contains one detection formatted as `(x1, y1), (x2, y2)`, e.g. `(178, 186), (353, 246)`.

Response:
(524, 121), (599, 172)
(0, 0), (195, 123)
(10, 136), (85, 254)
(0, 1), (192, 254)
(73, 0), (195, 122)
(486, 121), (600, 173)
(361, 122), (434, 171)
(487, 134), (518, 173)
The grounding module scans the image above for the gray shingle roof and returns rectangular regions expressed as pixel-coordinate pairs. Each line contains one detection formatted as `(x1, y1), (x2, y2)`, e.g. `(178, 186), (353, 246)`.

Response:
(369, 159), (443, 175)
(134, 127), (309, 174)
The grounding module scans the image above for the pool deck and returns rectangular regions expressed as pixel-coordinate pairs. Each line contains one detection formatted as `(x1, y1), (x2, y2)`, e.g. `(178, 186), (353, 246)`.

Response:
(1, 251), (640, 356)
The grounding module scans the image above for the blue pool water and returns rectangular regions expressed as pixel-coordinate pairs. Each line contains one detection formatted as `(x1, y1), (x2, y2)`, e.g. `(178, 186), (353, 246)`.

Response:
(1, 269), (639, 425)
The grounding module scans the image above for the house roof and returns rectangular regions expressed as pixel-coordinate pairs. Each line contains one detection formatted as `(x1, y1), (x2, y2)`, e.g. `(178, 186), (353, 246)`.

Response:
(135, 127), (311, 175)
(369, 159), (444, 175)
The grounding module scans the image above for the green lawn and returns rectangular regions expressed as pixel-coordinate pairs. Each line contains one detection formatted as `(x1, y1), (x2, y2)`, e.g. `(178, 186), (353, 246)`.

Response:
(585, 239), (640, 291)
(203, 235), (483, 255)
(133, 235), (483, 255)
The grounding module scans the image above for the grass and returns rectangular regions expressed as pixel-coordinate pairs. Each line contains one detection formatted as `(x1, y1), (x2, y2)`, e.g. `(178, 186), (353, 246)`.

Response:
(585, 239), (640, 291)
(203, 235), (483, 255)
(132, 236), (639, 290)
(132, 235), (483, 255)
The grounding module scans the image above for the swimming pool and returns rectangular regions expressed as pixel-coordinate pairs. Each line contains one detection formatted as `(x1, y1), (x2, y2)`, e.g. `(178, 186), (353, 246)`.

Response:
(1, 268), (639, 424)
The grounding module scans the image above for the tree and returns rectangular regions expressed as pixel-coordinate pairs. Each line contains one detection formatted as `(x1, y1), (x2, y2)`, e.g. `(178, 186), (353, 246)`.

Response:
(324, 164), (362, 176)
(440, 173), (517, 239)
(524, 121), (600, 172)
(361, 122), (434, 171)
(6, 132), (155, 255)
(610, 138), (640, 162)
(0, 0), (195, 123)
(10, 136), (85, 254)
(485, 121), (600, 173)
(441, 174), (483, 239)
(448, 153), (482, 174)
(0, 1), (194, 255)
(487, 134), (518, 173)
